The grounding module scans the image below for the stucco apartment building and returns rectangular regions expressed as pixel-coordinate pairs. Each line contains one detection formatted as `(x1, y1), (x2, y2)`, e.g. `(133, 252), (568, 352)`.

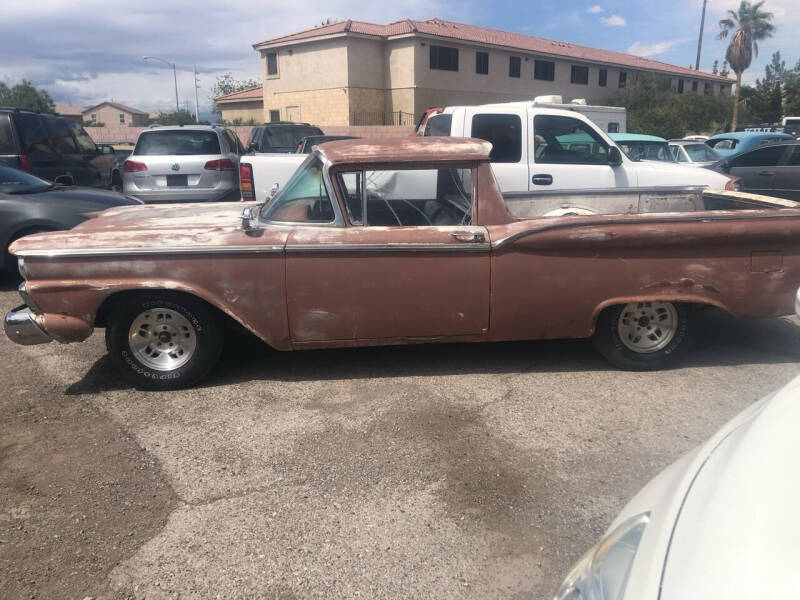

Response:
(252, 18), (733, 127)
(83, 102), (148, 126)
(214, 85), (264, 123)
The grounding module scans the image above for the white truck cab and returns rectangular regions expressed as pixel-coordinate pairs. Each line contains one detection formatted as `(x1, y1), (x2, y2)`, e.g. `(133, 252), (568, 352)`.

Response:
(423, 98), (734, 194)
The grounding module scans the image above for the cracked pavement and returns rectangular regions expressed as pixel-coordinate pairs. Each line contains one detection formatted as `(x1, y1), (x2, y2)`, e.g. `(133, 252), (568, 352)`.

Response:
(1, 278), (799, 599)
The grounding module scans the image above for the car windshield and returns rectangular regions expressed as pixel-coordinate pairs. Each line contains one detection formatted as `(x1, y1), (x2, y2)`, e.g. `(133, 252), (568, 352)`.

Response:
(134, 130), (221, 156)
(0, 165), (53, 194)
(708, 138), (737, 150)
(684, 144), (720, 162)
(265, 126), (323, 150)
(618, 141), (673, 162)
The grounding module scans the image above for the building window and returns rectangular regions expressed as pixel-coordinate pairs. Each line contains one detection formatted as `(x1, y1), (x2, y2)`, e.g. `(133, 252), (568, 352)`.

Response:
(678, 79), (685, 93)
(269, 109), (280, 123)
(618, 71), (627, 88)
(476, 51), (489, 75)
(704, 82), (712, 95)
(266, 52), (278, 77)
(509, 56), (521, 78)
(608, 122), (620, 133)
(534, 60), (555, 81)
(692, 80), (698, 92)
(599, 68), (607, 87)
(91, 113), (97, 123)
(571, 65), (589, 85)
(119, 113), (125, 123)
(430, 45), (459, 71)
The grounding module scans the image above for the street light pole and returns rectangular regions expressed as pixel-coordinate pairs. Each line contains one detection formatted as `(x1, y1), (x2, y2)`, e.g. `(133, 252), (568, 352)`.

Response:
(143, 56), (179, 112)
(193, 65), (200, 123)
(695, 0), (708, 71)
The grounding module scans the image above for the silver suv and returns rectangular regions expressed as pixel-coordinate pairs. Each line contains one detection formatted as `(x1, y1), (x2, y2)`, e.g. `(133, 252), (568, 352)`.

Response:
(122, 125), (243, 202)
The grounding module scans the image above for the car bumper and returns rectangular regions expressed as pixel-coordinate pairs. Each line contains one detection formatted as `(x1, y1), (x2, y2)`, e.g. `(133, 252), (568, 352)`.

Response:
(4, 305), (52, 345)
(124, 186), (240, 203)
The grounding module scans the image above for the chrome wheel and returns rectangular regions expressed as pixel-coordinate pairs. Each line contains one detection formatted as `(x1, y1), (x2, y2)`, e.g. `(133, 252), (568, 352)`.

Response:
(617, 302), (678, 354)
(128, 308), (196, 371)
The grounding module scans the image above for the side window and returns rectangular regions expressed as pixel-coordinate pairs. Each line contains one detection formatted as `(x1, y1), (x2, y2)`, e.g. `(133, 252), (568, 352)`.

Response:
(68, 122), (97, 152)
(336, 172), (362, 224)
(534, 115), (609, 165)
(788, 146), (800, 166)
(671, 146), (688, 162)
(352, 168), (472, 227)
(16, 114), (54, 154)
(470, 113), (521, 163)
(424, 114), (452, 137)
(46, 118), (78, 153)
(0, 115), (17, 154)
(729, 145), (787, 168)
(263, 157), (333, 223)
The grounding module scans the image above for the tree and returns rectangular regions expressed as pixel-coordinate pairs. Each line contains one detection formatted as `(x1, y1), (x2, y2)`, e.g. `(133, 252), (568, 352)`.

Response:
(720, 61), (732, 78)
(148, 110), (197, 126)
(0, 80), (55, 113)
(718, 1), (776, 130)
(712, 60), (719, 75)
(210, 73), (260, 115)
(782, 58), (800, 116)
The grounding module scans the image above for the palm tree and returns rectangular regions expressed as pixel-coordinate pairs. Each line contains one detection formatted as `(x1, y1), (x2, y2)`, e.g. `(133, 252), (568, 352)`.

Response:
(718, 1), (775, 130)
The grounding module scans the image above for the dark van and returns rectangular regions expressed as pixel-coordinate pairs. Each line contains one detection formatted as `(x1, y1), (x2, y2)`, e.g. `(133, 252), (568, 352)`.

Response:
(0, 108), (119, 189)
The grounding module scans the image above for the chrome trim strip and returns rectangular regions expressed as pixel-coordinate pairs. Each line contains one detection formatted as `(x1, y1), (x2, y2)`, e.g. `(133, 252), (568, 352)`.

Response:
(287, 243), (490, 253)
(491, 209), (800, 249)
(15, 245), (285, 258)
(503, 185), (707, 199)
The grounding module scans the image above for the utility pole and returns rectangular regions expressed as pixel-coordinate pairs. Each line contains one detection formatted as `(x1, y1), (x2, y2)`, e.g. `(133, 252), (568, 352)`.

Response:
(695, 0), (708, 70)
(193, 65), (200, 123)
(143, 56), (179, 112)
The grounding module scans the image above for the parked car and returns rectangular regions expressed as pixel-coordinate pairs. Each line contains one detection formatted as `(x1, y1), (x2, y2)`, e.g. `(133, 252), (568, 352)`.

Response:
(705, 131), (795, 157)
(553, 370), (800, 600)
(0, 108), (119, 189)
(609, 133), (673, 162)
(6, 138), (800, 390)
(0, 164), (140, 274)
(668, 139), (722, 167)
(782, 116), (800, 137)
(419, 102), (734, 193)
(246, 123), (324, 153)
(682, 134), (709, 141)
(705, 141), (800, 201)
(122, 125), (242, 203)
(295, 135), (358, 153)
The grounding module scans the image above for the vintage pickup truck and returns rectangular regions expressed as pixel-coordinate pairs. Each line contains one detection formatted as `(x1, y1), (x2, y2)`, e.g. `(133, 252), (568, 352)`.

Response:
(5, 137), (800, 390)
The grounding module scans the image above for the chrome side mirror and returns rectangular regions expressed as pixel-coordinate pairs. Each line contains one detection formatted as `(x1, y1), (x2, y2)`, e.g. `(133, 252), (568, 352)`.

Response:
(269, 182), (279, 200)
(240, 205), (257, 231)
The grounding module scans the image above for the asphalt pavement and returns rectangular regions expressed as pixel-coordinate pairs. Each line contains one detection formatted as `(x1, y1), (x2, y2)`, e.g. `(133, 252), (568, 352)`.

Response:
(1, 277), (799, 599)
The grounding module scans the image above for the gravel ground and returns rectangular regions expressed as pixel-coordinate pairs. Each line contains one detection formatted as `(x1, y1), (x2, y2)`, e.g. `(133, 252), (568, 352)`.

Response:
(1, 276), (799, 599)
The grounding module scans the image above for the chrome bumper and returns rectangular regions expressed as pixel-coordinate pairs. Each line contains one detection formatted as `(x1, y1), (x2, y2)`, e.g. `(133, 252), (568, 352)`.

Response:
(4, 305), (53, 345)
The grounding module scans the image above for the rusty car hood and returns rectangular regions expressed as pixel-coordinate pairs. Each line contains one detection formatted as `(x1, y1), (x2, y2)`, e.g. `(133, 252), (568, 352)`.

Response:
(9, 203), (271, 254)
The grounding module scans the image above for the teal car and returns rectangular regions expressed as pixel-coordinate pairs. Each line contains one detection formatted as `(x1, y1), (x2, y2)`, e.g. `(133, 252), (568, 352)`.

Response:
(609, 133), (674, 162)
(706, 131), (795, 157)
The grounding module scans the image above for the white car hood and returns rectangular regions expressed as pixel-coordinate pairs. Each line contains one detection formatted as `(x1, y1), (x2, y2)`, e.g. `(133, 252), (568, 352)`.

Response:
(660, 375), (800, 599)
(631, 160), (730, 189)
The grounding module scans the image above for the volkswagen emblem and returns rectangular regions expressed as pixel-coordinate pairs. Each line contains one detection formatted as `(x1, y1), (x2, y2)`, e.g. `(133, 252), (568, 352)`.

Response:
(171, 163), (180, 171)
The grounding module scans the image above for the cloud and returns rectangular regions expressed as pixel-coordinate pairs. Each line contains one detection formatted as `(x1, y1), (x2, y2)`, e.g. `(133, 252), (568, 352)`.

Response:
(599, 14), (626, 27)
(587, 5), (603, 14)
(627, 38), (691, 58)
(0, 0), (454, 114)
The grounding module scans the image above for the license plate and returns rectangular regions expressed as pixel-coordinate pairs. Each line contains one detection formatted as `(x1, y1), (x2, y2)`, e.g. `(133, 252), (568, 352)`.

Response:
(166, 175), (188, 187)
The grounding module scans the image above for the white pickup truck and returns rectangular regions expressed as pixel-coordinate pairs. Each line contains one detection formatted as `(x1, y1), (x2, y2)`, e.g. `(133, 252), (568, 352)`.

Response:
(240, 102), (736, 202)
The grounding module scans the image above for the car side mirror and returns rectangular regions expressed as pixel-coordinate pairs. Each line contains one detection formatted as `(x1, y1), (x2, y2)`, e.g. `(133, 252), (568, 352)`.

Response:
(608, 146), (623, 166)
(269, 183), (279, 200)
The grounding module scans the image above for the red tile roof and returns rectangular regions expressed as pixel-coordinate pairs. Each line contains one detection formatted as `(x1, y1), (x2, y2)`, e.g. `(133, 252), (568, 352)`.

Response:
(214, 85), (263, 103)
(253, 18), (732, 83)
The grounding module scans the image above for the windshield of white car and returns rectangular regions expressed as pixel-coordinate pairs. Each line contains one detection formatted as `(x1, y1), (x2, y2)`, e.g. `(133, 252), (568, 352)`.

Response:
(0, 165), (54, 194)
(684, 144), (721, 162)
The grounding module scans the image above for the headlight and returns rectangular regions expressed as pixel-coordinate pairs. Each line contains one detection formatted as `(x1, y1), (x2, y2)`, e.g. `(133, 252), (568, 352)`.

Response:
(553, 512), (649, 600)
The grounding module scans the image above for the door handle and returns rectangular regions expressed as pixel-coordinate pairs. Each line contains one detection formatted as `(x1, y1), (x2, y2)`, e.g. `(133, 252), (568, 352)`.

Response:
(450, 231), (486, 243)
(758, 170), (775, 176)
(532, 174), (553, 185)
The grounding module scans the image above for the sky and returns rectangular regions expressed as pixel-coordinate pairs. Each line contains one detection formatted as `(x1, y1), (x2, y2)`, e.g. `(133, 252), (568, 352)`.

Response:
(2, 0), (799, 120)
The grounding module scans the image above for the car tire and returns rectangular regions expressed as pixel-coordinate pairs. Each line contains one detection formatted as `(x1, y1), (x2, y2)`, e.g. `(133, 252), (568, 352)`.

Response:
(106, 292), (223, 390)
(593, 301), (692, 371)
(110, 171), (123, 192)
